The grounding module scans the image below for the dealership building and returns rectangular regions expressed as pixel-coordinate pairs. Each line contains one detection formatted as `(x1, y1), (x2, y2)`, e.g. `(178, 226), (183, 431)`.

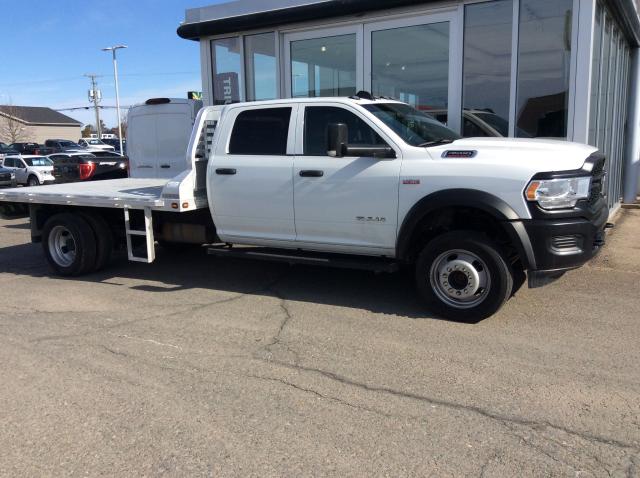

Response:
(178, 0), (640, 209)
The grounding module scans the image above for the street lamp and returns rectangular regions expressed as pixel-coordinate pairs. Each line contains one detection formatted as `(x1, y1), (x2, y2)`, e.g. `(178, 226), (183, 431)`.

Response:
(102, 45), (127, 155)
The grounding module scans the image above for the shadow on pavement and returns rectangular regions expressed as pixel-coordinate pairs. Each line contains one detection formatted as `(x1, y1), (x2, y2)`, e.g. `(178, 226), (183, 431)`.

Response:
(0, 241), (485, 323)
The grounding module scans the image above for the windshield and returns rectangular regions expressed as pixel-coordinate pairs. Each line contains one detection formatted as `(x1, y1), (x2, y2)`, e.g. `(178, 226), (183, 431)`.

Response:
(88, 139), (104, 145)
(363, 103), (461, 147)
(60, 141), (81, 148)
(24, 157), (53, 167)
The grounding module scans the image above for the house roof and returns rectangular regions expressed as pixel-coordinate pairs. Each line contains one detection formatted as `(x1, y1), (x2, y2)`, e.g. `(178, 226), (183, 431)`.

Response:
(0, 105), (81, 126)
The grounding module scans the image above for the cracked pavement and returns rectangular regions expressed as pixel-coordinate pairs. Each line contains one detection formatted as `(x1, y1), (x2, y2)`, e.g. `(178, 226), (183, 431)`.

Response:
(0, 211), (639, 477)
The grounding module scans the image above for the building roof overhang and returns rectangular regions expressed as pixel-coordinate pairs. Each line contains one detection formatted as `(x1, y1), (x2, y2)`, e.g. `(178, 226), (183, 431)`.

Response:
(178, 0), (640, 47)
(178, 0), (436, 40)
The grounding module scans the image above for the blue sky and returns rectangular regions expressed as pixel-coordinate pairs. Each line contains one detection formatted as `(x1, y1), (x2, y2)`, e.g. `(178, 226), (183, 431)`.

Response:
(0, 0), (228, 128)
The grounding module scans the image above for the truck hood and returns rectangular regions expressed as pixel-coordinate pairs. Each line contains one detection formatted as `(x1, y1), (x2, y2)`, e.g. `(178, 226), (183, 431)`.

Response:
(428, 137), (598, 172)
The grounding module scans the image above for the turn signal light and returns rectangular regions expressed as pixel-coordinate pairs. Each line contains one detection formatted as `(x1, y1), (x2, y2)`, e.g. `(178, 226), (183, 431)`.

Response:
(525, 181), (540, 201)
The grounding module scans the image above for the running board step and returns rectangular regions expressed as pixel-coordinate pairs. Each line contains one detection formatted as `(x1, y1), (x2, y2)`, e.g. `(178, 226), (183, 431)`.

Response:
(207, 246), (398, 273)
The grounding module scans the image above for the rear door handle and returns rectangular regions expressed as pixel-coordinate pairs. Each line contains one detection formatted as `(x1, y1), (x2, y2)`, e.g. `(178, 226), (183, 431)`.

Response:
(160, 164), (170, 169)
(299, 170), (324, 177)
(216, 168), (237, 175)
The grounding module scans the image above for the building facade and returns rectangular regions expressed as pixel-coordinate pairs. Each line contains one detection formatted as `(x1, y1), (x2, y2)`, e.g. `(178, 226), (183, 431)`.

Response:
(179, 0), (640, 208)
(0, 106), (82, 145)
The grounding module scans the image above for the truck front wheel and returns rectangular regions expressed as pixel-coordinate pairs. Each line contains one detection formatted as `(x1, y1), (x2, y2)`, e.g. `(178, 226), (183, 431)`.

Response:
(42, 213), (97, 276)
(416, 231), (513, 322)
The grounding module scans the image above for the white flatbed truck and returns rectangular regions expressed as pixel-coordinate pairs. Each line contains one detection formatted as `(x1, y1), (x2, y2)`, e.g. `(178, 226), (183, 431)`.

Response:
(0, 94), (610, 320)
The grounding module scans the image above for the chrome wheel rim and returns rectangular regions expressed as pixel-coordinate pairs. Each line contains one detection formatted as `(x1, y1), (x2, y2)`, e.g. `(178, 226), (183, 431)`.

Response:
(48, 225), (76, 267)
(429, 249), (491, 309)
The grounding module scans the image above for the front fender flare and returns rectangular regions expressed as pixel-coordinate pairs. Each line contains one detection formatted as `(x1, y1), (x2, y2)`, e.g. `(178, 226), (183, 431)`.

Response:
(396, 189), (536, 269)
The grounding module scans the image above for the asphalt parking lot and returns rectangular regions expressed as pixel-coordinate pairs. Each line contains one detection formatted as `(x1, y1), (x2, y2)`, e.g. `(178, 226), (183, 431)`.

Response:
(0, 211), (639, 477)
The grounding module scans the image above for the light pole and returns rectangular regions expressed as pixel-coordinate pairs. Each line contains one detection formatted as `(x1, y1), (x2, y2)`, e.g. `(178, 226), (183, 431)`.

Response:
(102, 45), (127, 155)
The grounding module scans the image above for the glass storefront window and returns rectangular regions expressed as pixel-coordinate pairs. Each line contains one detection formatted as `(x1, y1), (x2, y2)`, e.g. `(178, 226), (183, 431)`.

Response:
(211, 37), (242, 105)
(244, 32), (277, 101)
(588, 5), (603, 146)
(290, 34), (356, 97)
(516, 0), (573, 138)
(463, 0), (512, 136)
(371, 23), (449, 112)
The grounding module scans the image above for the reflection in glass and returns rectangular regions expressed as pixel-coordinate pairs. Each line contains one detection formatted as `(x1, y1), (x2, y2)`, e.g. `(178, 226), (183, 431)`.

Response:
(588, 5), (603, 145)
(290, 34), (356, 97)
(371, 23), (449, 111)
(463, 0), (512, 135)
(211, 37), (242, 105)
(245, 33), (277, 101)
(604, 27), (618, 158)
(516, 0), (573, 137)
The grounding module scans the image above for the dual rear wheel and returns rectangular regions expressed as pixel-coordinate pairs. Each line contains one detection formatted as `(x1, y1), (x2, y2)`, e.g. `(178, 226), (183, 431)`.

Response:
(42, 212), (113, 276)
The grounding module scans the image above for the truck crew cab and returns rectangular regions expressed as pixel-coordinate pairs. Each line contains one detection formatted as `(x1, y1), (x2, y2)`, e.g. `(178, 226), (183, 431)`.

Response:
(0, 95), (609, 321)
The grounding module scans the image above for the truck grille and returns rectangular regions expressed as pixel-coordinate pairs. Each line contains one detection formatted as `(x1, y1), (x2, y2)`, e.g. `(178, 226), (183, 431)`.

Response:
(588, 156), (606, 206)
(0, 173), (11, 181)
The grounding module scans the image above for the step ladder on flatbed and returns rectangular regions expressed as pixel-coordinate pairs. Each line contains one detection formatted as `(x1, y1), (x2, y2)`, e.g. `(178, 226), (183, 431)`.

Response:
(124, 207), (156, 263)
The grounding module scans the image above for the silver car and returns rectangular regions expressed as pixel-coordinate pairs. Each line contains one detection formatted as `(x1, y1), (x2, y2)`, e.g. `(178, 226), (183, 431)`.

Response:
(1, 155), (55, 186)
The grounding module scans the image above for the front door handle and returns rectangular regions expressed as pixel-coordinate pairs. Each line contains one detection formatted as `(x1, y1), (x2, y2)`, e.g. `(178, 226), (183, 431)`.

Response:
(216, 168), (237, 175)
(160, 164), (170, 169)
(299, 170), (324, 178)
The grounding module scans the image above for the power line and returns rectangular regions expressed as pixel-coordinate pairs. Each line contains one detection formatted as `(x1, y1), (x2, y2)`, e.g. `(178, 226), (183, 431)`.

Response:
(0, 71), (199, 88)
(55, 106), (131, 111)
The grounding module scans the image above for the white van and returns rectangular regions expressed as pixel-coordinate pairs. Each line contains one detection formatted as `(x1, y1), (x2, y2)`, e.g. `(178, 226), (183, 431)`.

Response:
(127, 98), (203, 179)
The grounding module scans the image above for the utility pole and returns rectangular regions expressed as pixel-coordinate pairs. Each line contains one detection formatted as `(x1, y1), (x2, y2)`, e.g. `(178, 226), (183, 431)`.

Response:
(85, 74), (102, 138)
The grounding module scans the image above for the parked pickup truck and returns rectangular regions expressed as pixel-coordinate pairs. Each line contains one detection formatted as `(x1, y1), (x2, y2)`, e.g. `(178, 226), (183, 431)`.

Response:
(48, 152), (128, 183)
(0, 95), (609, 320)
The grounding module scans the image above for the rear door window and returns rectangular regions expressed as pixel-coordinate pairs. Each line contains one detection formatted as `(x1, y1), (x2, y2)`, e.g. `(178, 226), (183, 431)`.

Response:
(229, 107), (292, 156)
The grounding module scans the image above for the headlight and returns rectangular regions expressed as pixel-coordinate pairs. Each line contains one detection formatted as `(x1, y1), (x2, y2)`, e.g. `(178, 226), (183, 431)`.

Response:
(525, 177), (591, 210)
(10, 173), (15, 179)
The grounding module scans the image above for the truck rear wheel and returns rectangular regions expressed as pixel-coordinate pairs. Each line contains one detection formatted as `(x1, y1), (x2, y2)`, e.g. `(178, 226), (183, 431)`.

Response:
(79, 212), (113, 271)
(415, 231), (513, 322)
(42, 213), (97, 276)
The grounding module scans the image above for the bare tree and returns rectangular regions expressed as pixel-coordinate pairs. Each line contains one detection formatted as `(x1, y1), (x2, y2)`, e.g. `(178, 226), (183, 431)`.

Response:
(81, 125), (93, 138)
(0, 102), (33, 143)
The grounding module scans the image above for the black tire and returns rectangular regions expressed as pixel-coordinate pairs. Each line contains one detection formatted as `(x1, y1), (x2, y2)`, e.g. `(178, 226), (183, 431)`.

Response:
(42, 213), (97, 276)
(27, 175), (39, 187)
(415, 231), (513, 322)
(79, 212), (113, 271)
